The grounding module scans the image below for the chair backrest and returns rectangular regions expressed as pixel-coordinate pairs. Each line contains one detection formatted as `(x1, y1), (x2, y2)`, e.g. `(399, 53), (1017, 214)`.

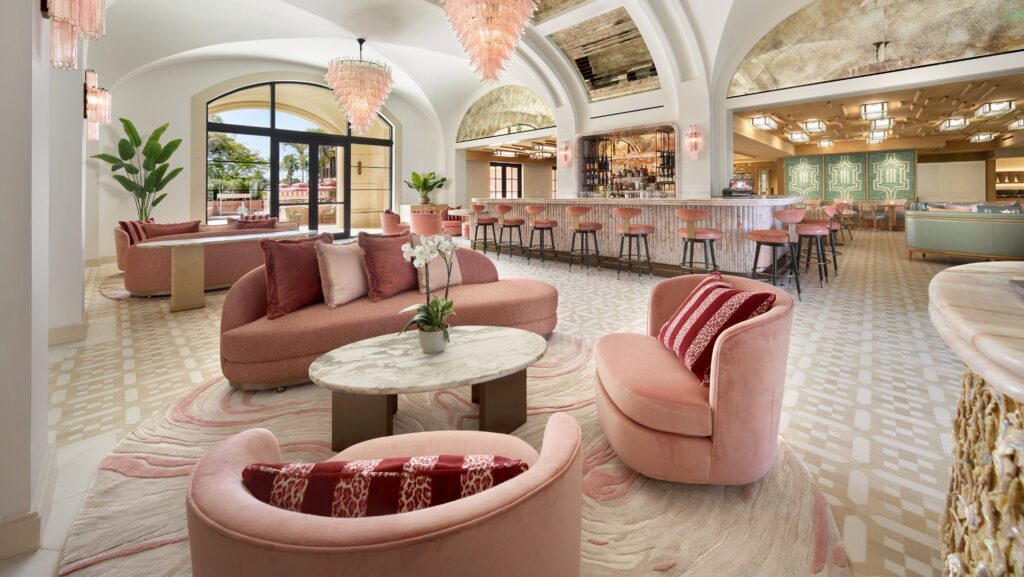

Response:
(494, 204), (513, 214)
(674, 208), (708, 223)
(525, 205), (547, 216)
(612, 207), (642, 220)
(773, 209), (804, 225)
(821, 205), (837, 220)
(410, 213), (443, 236)
(470, 204), (486, 213)
(565, 206), (590, 217)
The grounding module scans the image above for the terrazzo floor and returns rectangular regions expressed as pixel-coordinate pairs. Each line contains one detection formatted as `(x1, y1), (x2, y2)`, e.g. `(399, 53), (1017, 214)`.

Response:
(9, 229), (970, 577)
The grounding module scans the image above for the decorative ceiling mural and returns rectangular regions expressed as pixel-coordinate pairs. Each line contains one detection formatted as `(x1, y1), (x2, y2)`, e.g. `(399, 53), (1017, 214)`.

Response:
(548, 8), (660, 102)
(456, 85), (555, 143)
(533, 0), (588, 22)
(729, 0), (1024, 97)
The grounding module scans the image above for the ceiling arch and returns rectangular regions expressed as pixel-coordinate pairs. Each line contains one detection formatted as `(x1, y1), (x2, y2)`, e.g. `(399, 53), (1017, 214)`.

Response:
(456, 85), (556, 142)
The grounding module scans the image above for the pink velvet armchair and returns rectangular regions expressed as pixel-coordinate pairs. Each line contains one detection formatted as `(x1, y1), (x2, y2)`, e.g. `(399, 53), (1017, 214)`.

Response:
(187, 413), (583, 577)
(380, 210), (410, 235)
(594, 274), (794, 485)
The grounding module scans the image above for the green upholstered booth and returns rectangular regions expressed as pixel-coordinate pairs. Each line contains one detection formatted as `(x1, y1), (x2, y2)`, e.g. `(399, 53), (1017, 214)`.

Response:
(905, 210), (1024, 261)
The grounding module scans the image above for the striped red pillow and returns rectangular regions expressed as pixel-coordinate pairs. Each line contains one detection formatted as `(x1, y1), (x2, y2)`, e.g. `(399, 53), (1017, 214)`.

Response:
(242, 454), (529, 518)
(118, 219), (154, 245)
(658, 273), (776, 385)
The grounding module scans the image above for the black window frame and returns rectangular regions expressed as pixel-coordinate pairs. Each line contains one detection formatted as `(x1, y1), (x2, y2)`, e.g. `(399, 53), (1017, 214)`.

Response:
(489, 162), (523, 199)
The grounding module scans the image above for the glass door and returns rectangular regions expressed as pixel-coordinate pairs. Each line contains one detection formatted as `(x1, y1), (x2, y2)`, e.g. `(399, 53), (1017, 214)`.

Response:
(489, 162), (523, 198)
(317, 143), (347, 235)
(274, 138), (348, 236)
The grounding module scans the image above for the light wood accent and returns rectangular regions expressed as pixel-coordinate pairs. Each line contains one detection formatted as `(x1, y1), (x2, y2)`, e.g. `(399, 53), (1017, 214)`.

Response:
(169, 245), (206, 312)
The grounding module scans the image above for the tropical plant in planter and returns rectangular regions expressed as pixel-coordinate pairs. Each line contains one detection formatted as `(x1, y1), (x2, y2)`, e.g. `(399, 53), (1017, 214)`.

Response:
(93, 118), (183, 221)
(404, 171), (447, 205)
(399, 234), (457, 354)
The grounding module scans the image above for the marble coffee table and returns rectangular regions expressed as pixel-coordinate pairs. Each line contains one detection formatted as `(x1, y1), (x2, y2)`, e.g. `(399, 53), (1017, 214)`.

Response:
(309, 325), (548, 451)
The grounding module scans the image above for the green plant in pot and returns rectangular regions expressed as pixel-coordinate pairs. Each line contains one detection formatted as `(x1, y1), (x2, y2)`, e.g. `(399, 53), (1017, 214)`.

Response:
(399, 234), (457, 354)
(93, 118), (183, 221)
(404, 171), (447, 205)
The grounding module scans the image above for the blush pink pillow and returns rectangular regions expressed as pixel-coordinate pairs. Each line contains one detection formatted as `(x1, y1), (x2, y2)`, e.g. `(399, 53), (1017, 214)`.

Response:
(357, 232), (418, 302)
(315, 241), (368, 308)
(140, 220), (201, 239)
(260, 234), (334, 319)
(411, 234), (463, 295)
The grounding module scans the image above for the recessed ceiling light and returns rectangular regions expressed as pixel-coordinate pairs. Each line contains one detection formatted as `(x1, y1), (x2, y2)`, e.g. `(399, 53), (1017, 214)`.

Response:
(817, 140), (833, 148)
(788, 132), (810, 143)
(861, 102), (887, 120)
(750, 116), (778, 131)
(803, 120), (826, 133)
(866, 136), (885, 145)
(968, 132), (996, 143)
(492, 150), (517, 157)
(939, 117), (968, 132)
(1008, 118), (1024, 131)
(871, 118), (893, 130)
(975, 101), (1015, 118)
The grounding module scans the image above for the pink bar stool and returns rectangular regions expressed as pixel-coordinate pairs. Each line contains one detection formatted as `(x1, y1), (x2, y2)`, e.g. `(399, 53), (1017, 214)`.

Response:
(565, 206), (602, 272)
(797, 205), (839, 285)
(746, 209), (803, 299)
(470, 203), (498, 253)
(674, 208), (722, 274)
(525, 205), (558, 264)
(613, 207), (654, 279)
(494, 204), (525, 260)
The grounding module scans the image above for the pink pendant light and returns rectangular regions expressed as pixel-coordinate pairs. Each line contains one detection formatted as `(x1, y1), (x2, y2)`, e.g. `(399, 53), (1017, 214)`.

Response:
(442, 0), (537, 81)
(325, 39), (394, 136)
(77, 0), (106, 40)
(43, 0), (107, 70)
(50, 18), (79, 70)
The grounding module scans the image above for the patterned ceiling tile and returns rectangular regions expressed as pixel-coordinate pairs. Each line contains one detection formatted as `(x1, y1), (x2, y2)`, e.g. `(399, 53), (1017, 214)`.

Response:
(456, 85), (556, 143)
(534, 0), (588, 22)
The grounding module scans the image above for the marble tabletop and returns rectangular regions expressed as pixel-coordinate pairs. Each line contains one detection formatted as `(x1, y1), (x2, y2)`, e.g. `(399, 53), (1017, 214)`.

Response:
(136, 230), (318, 248)
(309, 325), (548, 395)
(929, 262), (1024, 402)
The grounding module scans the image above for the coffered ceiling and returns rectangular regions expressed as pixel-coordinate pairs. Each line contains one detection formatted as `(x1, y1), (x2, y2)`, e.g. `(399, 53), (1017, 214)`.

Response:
(466, 138), (558, 161)
(533, 0), (588, 22)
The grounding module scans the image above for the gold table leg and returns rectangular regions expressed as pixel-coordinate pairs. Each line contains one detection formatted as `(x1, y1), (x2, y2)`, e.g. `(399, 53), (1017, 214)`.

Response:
(170, 245), (206, 312)
(331, 391), (396, 452)
(475, 370), (527, 434)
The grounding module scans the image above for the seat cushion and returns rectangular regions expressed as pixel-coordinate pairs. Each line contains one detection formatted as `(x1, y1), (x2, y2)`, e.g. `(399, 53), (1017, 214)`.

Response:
(595, 333), (712, 437)
(501, 218), (526, 226)
(616, 224), (655, 235)
(577, 221), (602, 231)
(677, 227), (723, 240)
(140, 220), (201, 239)
(804, 219), (841, 231)
(746, 229), (789, 243)
(476, 216), (498, 224)
(533, 219), (558, 229)
(795, 223), (829, 236)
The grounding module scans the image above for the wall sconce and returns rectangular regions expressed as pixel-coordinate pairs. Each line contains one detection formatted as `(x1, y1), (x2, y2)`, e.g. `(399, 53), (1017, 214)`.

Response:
(84, 69), (111, 141)
(558, 141), (573, 169)
(41, 0), (107, 71)
(686, 125), (702, 161)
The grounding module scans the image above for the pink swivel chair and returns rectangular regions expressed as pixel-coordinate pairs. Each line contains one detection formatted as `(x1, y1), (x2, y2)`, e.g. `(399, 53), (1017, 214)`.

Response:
(410, 212), (443, 236)
(380, 209), (410, 235)
(594, 275), (794, 485)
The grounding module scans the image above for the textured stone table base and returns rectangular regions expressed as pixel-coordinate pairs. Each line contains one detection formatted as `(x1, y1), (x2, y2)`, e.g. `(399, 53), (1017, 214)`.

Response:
(943, 370), (1024, 576)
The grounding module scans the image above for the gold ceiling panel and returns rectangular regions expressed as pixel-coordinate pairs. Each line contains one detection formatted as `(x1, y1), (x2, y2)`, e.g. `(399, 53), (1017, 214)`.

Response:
(533, 0), (588, 22)
(456, 85), (556, 143)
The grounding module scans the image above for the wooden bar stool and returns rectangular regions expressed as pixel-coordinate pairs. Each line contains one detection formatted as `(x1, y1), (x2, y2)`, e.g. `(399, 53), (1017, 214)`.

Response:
(613, 207), (654, 279)
(494, 204), (525, 261)
(674, 208), (722, 274)
(565, 206), (602, 272)
(747, 209), (802, 300)
(525, 205), (558, 264)
(470, 204), (497, 253)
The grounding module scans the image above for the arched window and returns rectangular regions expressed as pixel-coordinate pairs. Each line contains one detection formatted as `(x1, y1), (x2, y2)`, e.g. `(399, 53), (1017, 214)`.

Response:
(206, 81), (393, 236)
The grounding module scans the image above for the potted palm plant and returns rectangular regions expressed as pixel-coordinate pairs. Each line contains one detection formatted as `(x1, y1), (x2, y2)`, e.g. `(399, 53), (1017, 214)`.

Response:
(404, 171), (447, 205)
(399, 235), (457, 354)
(92, 118), (183, 221)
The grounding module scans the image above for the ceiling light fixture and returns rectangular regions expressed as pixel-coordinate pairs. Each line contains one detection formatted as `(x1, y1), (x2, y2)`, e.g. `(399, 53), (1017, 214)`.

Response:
(868, 130), (890, 141)
(788, 132), (810, 143)
(860, 102), (888, 120)
(1008, 119), (1024, 131)
(817, 140), (833, 148)
(493, 150), (517, 157)
(84, 69), (111, 141)
(975, 101), (1015, 118)
(968, 133), (996, 143)
(442, 0), (537, 81)
(325, 39), (394, 136)
(939, 117), (968, 132)
(803, 120), (826, 133)
(871, 118), (893, 130)
(750, 116), (778, 131)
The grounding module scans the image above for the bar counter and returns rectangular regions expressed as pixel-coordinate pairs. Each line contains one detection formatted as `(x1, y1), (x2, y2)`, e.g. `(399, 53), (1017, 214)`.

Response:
(470, 196), (802, 274)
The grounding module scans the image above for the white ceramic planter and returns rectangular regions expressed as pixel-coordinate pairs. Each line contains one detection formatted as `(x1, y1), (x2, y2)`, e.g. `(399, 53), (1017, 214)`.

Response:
(418, 329), (447, 354)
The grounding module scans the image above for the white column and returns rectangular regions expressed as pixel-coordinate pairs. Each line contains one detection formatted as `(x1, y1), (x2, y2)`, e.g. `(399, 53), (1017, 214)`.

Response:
(0, 0), (50, 559)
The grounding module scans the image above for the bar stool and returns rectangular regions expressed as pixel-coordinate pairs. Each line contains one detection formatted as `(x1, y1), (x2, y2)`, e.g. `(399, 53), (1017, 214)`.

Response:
(796, 220), (831, 288)
(747, 209), (802, 300)
(470, 204), (497, 253)
(525, 205), (558, 264)
(565, 206), (602, 272)
(675, 208), (722, 274)
(802, 205), (842, 271)
(494, 204), (525, 261)
(613, 207), (655, 279)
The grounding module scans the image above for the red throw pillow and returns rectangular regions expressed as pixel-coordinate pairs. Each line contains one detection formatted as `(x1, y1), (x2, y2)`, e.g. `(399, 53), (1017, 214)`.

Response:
(358, 232), (418, 302)
(658, 272), (776, 385)
(261, 234), (333, 319)
(236, 218), (278, 230)
(140, 220), (201, 239)
(242, 455), (529, 518)
(118, 218), (155, 245)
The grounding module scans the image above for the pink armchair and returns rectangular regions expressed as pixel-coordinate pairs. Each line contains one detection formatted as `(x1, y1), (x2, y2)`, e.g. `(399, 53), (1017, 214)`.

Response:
(410, 212), (443, 235)
(380, 210), (410, 235)
(594, 274), (794, 485)
(187, 413), (583, 577)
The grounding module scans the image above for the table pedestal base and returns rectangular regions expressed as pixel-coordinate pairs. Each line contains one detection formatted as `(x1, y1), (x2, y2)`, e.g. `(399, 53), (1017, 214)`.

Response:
(473, 370), (527, 435)
(943, 370), (1024, 575)
(170, 245), (205, 312)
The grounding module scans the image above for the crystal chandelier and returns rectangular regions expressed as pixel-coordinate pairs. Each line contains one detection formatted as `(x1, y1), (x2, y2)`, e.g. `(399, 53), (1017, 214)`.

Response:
(442, 0), (537, 81)
(43, 0), (107, 70)
(84, 69), (112, 141)
(326, 39), (394, 136)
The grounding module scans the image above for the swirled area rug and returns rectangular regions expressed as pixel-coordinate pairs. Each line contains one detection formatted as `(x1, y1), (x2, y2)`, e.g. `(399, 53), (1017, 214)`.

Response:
(59, 333), (848, 576)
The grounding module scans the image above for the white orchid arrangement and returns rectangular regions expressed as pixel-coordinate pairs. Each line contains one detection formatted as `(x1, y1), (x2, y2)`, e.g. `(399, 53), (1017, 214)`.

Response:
(399, 234), (458, 342)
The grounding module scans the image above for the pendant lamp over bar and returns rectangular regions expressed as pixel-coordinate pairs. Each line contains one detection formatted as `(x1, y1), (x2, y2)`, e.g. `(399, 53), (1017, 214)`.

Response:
(325, 39), (394, 136)
(442, 0), (537, 81)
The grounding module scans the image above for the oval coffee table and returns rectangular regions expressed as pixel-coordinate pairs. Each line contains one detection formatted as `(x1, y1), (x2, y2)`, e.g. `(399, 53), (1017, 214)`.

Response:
(309, 325), (548, 451)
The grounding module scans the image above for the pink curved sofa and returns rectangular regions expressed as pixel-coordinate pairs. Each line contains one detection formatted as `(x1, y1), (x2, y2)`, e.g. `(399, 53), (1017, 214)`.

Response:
(221, 248), (558, 390)
(114, 222), (300, 296)
(186, 413), (583, 577)
(595, 274), (794, 485)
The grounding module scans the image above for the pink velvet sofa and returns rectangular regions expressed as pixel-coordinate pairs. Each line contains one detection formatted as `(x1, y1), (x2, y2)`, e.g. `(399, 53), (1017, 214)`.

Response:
(114, 221), (300, 296)
(187, 412), (583, 577)
(595, 274), (794, 485)
(221, 248), (558, 390)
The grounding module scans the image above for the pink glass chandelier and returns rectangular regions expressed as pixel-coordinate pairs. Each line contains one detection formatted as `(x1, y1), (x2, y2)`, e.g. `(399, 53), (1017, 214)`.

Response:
(442, 0), (537, 81)
(84, 69), (112, 141)
(325, 39), (394, 135)
(43, 0), (107, 70)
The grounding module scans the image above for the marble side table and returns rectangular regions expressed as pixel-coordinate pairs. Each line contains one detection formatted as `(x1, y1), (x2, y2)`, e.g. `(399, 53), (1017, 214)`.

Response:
(309, 325), (548, 451)
(929, 262), (1024, 576)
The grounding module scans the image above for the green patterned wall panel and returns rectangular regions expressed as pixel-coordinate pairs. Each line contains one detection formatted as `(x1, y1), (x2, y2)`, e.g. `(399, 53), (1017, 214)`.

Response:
(825, 154), (867, 201)
(784, 156), (824, 199)
(868, 151), (916, 200)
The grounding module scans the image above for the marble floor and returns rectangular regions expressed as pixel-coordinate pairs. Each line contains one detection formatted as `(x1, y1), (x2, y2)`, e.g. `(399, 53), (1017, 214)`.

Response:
(3, 229), (969, 576)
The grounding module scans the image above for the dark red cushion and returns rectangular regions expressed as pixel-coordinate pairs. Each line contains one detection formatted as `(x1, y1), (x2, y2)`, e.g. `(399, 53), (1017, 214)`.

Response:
(657, 272), (776, 385)
(357, 232), (418, 302)
(260, 234), (333, 319)
(236, 218), (278, 230)
(242, 455), (529, 518)
(140, 220), (201, 239)
(118, 218), (155, 245)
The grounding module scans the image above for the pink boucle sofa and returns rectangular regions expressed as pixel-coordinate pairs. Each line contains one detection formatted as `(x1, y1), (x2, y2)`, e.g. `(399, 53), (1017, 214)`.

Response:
(186, 412), (583, 577)
(114, 222), (300, 296)
(595, 274), (794, 485)
(220, 248), (558, 390)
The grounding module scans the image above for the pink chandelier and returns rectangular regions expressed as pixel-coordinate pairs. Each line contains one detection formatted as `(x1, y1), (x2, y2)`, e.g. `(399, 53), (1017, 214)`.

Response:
(442, 0), (537, 82)
(325, 39), (394, 136)
(84, 69), (112, 141)
(43, 0), (107, 70)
